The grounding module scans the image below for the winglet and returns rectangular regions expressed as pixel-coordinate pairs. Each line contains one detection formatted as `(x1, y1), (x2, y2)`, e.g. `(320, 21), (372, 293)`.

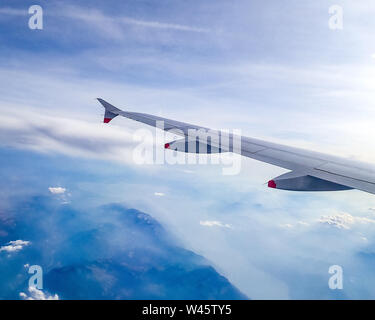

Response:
(97, 98), (122, 124)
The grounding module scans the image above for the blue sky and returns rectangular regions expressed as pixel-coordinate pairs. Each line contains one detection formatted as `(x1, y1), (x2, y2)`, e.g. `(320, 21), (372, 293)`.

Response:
(2, 0), (375, 299)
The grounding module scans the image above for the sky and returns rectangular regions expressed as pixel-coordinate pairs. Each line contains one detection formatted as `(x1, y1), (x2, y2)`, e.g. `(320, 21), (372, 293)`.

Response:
(2, 0), (375, 299)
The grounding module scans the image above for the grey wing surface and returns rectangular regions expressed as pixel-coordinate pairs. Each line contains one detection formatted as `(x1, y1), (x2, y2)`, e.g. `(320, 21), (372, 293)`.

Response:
(97, 98), (375, 195)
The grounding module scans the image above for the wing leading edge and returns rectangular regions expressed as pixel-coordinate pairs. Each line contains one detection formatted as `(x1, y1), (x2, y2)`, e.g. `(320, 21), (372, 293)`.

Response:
(97, 98), (375, 195)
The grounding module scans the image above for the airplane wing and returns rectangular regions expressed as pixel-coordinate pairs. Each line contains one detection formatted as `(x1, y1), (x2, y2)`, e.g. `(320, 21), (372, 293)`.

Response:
(97, 98), (375, 195)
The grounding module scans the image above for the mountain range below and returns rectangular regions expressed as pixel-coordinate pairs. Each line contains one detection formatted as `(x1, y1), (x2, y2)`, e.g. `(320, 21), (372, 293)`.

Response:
(0, 195), (247, 300)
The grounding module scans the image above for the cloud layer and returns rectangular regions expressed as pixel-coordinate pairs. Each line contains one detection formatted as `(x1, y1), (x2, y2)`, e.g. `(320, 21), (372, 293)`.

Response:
(19, 287), (59, 300)
(0, 240), (30, 253)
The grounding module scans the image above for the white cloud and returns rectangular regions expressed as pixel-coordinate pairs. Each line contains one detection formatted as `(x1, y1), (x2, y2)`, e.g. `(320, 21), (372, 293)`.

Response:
(0, 102), (138, 166)
(280, 223), (294, 229)
(59, 5), (209, 41)
(120, 16), (210, 33)
(200, 220), (232, 229)
(48, 187), (66, 194)
(1, 4), (209, 36)
(181, 169), (195, 174)
(280, 221), (309, 229)
(154, 192), (165, 197)
(0, 240), (30, 253)
(318, 212), (375, 230)
(297, 221), (309, 226)
(19, 287), (59, 300)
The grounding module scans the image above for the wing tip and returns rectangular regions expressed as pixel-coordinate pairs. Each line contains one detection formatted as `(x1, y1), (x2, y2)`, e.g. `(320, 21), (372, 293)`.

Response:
(97, 98), (120, 123)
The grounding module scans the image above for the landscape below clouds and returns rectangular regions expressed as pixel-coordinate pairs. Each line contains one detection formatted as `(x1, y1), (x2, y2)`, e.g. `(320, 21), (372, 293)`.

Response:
(0, 149), (246, 300)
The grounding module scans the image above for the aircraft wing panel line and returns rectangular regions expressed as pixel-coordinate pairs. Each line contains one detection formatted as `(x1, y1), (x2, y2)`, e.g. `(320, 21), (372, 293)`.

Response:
(313, 168), (375, 186)
(308, 169), (375, 195)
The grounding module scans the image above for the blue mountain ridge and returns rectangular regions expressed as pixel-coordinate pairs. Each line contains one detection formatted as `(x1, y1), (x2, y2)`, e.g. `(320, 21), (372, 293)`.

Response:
(0, 196), (247, 300)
